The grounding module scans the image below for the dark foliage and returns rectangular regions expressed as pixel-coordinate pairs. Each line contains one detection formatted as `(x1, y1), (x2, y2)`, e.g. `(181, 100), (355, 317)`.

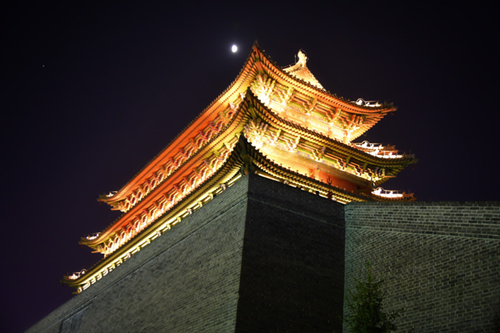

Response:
(344, 262), (402, 333)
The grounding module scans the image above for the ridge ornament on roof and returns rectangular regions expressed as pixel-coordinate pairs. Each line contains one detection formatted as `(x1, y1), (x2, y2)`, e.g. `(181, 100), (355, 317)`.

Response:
(283, 50), (325, 90)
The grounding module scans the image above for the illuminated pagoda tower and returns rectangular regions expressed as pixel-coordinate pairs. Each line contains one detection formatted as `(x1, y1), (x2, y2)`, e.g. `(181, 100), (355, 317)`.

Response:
(57, 43), (416, 332)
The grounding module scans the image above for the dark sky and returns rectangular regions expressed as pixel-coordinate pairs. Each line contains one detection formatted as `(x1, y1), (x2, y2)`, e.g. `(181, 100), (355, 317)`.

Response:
(2, 2), (498, 332)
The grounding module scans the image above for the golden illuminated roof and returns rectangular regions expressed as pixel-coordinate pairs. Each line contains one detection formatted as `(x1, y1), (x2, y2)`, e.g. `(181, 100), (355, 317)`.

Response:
(98, 42), (399, 213)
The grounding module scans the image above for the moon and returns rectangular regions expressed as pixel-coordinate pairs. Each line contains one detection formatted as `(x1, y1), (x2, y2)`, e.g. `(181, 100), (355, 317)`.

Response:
(231, 45), (238, 53)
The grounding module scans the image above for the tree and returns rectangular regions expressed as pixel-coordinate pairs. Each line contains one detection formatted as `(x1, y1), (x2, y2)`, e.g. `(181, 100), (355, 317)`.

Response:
(343, 262), (402, 333)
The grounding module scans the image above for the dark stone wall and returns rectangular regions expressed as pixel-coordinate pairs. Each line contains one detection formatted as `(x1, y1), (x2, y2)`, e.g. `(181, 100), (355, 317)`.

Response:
(235, 175), (345, 333)
(27, 174), (346, 333)
(28, 176), (499, 333)
(27, 174), (250, 333)
(344, 201), (500, 333)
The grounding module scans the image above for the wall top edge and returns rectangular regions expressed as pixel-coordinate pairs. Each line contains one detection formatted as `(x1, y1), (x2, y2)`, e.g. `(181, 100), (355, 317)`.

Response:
(345, 201), (500, 207)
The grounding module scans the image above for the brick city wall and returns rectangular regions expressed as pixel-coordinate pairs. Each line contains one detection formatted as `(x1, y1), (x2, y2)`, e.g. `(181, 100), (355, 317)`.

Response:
(344, 201), (500, 333)
(236, 174), (345, 332)
(27, 174), (250, 333)
(27, 174), (345, 333)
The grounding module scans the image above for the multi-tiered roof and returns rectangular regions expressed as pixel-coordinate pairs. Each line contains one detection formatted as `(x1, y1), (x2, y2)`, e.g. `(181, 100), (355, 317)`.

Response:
(64, 43), (417, 292)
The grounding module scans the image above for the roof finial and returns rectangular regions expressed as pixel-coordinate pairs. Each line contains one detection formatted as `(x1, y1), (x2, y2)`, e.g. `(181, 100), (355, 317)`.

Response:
(283, 49), (324, 90)
(297, 50), (308, 67)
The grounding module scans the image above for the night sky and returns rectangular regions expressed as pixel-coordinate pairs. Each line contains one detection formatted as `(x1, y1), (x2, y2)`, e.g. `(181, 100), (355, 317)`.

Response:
(2, 2), (499, 332)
